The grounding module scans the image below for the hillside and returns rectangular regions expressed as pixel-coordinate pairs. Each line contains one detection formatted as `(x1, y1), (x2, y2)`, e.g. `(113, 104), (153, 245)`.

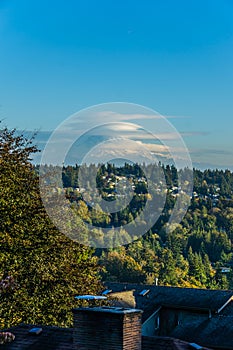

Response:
(59, 163), (233, 289)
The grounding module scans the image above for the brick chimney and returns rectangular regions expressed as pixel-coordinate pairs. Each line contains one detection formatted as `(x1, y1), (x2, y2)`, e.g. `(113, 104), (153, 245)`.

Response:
(73, 306), (142, 350)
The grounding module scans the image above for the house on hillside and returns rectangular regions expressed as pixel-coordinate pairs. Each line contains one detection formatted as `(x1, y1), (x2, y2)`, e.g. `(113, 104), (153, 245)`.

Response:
(104, 282), (233, 350)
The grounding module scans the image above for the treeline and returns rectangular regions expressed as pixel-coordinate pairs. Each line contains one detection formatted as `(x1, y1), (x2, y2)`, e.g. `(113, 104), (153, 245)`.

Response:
(58, 163), (233, 289)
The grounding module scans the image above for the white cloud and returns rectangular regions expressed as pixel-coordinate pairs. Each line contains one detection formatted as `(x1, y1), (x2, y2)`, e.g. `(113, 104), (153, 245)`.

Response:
(95, 111), (190, 122)
(104, 124), (139, 132)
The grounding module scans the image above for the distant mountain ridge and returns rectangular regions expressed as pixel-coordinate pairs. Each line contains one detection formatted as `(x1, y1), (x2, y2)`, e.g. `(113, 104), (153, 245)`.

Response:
(20, 130), (233, 170)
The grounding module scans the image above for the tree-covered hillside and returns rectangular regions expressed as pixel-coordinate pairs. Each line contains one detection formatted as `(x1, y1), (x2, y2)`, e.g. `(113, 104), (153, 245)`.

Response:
(61, 163), (233, 289)
(2, 126), (233, 330)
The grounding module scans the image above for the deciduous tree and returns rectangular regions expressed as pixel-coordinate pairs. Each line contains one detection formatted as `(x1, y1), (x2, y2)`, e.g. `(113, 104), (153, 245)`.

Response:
(0, 126), (102, 328)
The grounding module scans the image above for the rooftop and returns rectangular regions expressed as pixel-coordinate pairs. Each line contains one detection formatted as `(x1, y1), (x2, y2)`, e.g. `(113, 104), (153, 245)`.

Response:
(105, 282), (233, 321)
(142, 336), (211, 350)
(0, 324), (74, 350)
(170, 316), (233, 350)
(1, 324), (211, 350)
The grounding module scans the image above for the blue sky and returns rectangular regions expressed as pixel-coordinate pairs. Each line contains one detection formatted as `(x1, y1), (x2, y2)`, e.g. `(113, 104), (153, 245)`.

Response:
(0, 0), (233, 168)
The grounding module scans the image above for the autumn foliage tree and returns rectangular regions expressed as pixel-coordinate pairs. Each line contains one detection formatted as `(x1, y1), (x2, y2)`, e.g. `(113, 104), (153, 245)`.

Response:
(0, 126), (102, 328)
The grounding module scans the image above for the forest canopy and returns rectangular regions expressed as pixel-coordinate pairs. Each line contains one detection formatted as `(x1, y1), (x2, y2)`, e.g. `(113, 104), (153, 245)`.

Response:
(60, 163), (233, 290)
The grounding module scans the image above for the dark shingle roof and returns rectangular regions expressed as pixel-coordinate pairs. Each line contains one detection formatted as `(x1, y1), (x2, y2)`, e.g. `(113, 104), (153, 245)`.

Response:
(142, 336), (211, 350)
(105, 282), (233, 321)
(1, 324), (212, 350)
(1, 324), (74, 350)
(220, 300), (233, 316)
(170, 316), (233, 350)
(1, 324), (213, 350)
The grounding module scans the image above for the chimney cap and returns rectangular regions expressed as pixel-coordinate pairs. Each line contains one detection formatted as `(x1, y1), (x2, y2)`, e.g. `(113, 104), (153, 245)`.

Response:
(73, 306), (143, 314)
